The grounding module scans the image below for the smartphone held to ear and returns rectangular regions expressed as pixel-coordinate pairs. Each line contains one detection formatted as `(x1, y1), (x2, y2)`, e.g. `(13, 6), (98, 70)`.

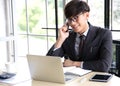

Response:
(65, 22), (72, 32)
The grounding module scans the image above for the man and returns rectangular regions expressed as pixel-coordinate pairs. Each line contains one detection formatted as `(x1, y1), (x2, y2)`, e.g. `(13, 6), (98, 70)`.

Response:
(47, 0), (112, 72)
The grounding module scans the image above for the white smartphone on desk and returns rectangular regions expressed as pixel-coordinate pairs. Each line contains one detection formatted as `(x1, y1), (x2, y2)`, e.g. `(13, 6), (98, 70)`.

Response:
(89, 74), (113, 82)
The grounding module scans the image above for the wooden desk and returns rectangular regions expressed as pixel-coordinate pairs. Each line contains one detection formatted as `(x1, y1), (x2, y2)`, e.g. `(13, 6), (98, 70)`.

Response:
(0, 72), (120, 86)
(0, 57), (120, 86)
(28, 72), (120, 86)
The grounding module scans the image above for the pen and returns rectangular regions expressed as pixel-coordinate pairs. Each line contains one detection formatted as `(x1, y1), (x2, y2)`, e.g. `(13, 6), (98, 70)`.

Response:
(90, 47), (92, 53)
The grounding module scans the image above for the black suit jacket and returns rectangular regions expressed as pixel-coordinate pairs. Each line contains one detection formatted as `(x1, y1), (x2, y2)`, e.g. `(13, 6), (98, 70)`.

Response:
(47, 23), (113, 72)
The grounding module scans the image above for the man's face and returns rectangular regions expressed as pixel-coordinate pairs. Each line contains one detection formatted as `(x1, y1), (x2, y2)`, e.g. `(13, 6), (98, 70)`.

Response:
(67, 12), (89, 34)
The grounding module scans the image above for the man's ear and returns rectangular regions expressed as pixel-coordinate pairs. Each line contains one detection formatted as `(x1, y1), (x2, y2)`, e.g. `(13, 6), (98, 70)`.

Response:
(85, 12), (89, 19)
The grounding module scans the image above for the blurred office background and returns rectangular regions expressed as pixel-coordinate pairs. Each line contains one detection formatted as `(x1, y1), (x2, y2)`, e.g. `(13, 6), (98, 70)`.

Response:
(0, 0), (120, 76)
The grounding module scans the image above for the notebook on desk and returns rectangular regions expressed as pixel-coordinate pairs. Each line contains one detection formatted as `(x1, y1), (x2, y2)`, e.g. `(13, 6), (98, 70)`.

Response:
(27, 54), (79, 84)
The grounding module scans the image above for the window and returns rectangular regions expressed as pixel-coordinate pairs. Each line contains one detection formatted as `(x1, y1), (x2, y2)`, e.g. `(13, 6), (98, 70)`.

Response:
(88, 0), (104, 27)
(12, 0), (65, 56)
(0, 0), (16, 70)
(110, 0), (120, 40)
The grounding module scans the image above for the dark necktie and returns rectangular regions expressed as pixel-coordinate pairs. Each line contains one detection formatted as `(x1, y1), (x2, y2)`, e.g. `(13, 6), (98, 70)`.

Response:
(79, 35), (85, 58)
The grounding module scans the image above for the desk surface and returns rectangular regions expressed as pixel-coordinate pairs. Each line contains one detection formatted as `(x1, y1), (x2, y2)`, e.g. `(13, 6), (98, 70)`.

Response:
(0, 72), (120, 86)
(0, 57), (120, 86)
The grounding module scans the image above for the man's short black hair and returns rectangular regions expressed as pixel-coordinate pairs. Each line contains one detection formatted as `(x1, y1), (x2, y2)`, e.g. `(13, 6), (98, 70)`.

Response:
(64, 0), (90, 18)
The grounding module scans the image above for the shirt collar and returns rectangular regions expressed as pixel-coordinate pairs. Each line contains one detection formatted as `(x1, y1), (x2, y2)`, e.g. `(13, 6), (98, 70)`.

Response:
(83, 27), (89, 36)
(77, 27), (89, 37)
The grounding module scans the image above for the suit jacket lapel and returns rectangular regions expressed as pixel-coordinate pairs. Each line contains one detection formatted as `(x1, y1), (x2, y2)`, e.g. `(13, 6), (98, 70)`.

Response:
(83, 24), (97, 58)
(85, 27), (96, 45)
(69, 32), (77, 58)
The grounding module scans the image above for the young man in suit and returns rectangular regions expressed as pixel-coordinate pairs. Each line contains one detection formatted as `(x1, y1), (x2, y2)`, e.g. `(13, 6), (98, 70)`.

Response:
(47, 0), (112, 72)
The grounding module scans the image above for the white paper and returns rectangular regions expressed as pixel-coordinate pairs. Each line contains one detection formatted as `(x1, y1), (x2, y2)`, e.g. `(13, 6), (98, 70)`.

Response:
(63, 66), (91, 76)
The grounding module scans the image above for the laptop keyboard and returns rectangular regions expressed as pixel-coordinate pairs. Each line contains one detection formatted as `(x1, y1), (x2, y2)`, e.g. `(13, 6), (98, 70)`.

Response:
(64, 72), (79, 81)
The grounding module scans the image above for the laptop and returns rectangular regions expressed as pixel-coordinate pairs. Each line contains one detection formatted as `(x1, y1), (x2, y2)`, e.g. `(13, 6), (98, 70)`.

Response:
(27, 54), (79, 84)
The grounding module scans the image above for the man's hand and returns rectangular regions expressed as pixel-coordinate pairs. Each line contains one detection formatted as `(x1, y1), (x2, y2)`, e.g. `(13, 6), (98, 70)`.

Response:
(63, 59), (81, 67)
(54, 24), (69, 49)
